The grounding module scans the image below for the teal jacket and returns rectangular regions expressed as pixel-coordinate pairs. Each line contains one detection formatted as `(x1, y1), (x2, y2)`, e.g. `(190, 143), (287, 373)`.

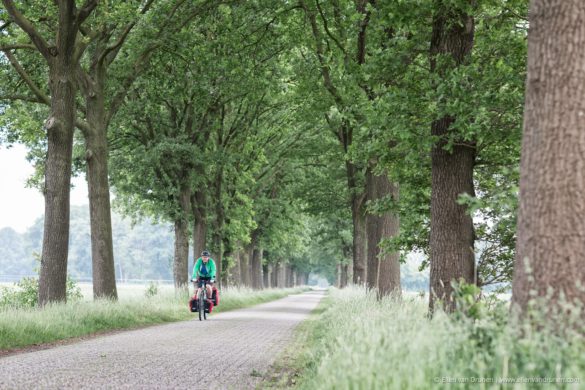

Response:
(192, 257), (217, 279)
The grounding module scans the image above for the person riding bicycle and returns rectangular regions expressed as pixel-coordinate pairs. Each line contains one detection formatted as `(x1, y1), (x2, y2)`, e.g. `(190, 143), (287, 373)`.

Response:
(192, 250), (216, 304)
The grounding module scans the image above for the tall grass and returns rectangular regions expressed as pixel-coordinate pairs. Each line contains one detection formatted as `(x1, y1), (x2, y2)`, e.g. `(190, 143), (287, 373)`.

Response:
(294, 287), (584, 389)
(0, 286), (308, 350)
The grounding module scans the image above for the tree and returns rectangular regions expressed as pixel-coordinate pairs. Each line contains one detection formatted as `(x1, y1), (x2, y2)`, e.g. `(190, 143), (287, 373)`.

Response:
(428, 0), (476, 313)
(1, 0), (98, 305)
(511, 0), (585, 321)
(297, 0), (372, 284)
(366, 169), (400, 297)
(74, 0), (216, 298)
(369, 0), (526, 298)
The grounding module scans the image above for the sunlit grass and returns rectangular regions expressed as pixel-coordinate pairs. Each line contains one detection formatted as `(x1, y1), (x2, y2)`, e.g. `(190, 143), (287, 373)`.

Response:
(0, 285), (309, 350)
(291, 286), (584, 390)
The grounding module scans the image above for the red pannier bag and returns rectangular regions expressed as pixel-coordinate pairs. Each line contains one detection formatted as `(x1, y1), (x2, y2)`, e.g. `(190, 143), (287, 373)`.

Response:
(188, 295), (198, 312)
(212, 286), (220, 306)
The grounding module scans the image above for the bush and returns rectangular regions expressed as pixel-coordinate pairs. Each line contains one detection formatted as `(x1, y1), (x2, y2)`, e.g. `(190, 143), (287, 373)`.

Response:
(145, 282), (159, 297)
(0, 276), (82, 308)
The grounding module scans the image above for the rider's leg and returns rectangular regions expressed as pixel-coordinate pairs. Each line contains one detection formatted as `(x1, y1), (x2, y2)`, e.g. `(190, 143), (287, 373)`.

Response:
(206, 284), (213, 299)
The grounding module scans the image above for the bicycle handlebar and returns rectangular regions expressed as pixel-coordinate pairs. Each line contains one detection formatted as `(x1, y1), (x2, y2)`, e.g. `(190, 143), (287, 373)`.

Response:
(191, 278), (215, 283)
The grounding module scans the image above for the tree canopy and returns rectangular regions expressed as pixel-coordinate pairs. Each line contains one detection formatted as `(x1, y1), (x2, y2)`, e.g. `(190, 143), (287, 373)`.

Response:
(1, 0), (533, 309)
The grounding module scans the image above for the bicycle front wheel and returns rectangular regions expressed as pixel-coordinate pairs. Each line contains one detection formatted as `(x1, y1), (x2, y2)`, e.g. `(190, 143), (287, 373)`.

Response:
(203, 292), (208, 320)
(198, 292), (204, 321)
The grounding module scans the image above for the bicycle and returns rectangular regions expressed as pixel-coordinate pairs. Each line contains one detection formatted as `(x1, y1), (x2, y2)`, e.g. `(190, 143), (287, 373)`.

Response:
(192, 278), (214, 321)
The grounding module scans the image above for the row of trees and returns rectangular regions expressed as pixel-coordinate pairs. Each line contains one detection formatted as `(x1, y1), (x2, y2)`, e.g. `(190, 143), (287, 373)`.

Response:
(2, 0), (584, 326)
(1, 0), (334, 302)
(0, 0), (525, 302)
(290, 0), (526, 307)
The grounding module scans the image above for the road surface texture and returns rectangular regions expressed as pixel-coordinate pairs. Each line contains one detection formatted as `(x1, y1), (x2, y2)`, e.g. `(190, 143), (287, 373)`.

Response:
(0, 290), (325, 390)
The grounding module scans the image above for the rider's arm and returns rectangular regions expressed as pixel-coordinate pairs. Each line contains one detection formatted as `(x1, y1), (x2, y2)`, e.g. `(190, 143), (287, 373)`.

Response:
(192, 258), (201, 280)
(209, 259), (217, 279)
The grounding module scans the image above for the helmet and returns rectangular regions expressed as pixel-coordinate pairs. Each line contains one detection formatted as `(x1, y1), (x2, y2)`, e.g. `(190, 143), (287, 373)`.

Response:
(201, 250), (210, 257)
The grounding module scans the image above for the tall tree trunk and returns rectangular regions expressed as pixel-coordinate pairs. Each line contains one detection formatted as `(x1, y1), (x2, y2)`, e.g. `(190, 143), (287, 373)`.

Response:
(173, 184), (190, 291)
(347, 161), (367, 285)
(428, 2), (476, 313)
(512, 0), (585, 319)
(287, 265), (294, 288)
(36, 2), (81, 305)
(352, 200), (367, 285)
(191, 190), (207, 262)
(263, 264), (270, 288)
(39, 63), (76, 305)
(366, 169), (402, 297)
(277, 263), (285, 288)
(240, 248), (250, 287)
(377, 181), (401, 299)
(250, 247), (263, 289)
(212, 167), (225, 288)
(366, 168), (381, 289)
(83, 66), (117, 300)
(341, 264), (349, 288)
(231, 248), (241, 286)
(271, 262), (278, 288)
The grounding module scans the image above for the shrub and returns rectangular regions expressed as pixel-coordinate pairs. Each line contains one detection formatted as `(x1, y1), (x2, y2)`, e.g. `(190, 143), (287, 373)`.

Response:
(0, 276), (82, 308)
(145, 281), (159, 297)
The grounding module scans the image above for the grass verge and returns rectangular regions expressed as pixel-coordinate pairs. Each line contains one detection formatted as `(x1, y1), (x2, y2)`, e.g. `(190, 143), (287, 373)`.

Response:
(273, 286), (585, 390)
(0, 286), (309, 351)
(261, 292), (332, 388)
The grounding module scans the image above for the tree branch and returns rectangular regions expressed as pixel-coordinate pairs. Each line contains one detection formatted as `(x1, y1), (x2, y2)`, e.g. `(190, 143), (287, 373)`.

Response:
(75, 118), (91, 137)
(101, 0), (157, 66)
(315, 0), (347, 56)
(2, 0), (51, 58)
(0, 94), (43, 103)
(106, 43), (161, 125)
(76, 0), (99, 25)
(0, 44), (36, 50)
(299, 0), (344, 107)
(2, 49), (50, 105)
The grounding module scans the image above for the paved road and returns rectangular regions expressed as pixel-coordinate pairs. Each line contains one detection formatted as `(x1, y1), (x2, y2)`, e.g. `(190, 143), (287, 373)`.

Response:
(0, 290), (325, 390)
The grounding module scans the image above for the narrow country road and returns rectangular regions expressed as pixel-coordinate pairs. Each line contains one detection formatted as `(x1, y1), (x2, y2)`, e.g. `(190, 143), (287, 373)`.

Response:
(0, 290), (325, 390)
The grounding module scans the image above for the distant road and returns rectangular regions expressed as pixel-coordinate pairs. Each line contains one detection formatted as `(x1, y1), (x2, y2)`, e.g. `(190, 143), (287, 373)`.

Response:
(0, 290), (325, 389)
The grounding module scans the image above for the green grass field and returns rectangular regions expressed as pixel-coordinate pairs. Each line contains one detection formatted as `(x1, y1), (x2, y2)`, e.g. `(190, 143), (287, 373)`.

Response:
(281, 287), (584, 390)
(0, 284), (309, 351)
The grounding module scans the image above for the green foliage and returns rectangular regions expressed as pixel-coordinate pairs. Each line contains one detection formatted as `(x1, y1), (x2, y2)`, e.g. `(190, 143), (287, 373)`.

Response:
(1, 0), (529, 288)
(0, 276), (82, 309)
(144, 282), (159, 298)
(451, 279), (483, 320)
(0, 277), (38, 308)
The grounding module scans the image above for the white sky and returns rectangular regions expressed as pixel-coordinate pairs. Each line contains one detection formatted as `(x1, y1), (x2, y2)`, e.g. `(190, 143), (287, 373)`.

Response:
(0, 144), (89, 232)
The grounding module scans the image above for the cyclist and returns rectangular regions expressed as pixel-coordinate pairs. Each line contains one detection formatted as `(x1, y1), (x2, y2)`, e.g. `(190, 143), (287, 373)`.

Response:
(192, 250), (216, 304)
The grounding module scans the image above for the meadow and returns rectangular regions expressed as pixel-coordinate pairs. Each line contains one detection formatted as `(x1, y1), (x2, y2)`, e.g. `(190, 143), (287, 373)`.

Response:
(282, 287), (584, 390)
